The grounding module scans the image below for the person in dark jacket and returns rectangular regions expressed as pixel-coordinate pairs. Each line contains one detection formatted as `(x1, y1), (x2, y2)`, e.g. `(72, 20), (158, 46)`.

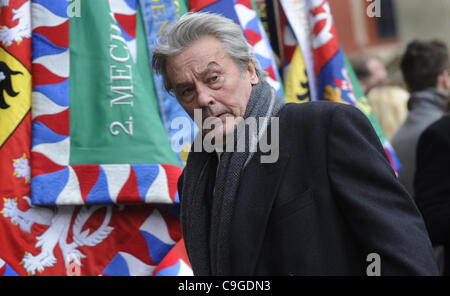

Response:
(392, 40), (450, 197)
(415, 102), (450, 275)
(152, 12), (439, 276)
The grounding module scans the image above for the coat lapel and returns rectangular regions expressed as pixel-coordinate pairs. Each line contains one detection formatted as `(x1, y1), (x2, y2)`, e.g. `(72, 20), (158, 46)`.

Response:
(230, 153), (290, 275)
(181, 151), (213, 275)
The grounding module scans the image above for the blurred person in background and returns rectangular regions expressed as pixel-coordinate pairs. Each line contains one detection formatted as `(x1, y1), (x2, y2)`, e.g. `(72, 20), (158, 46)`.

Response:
(367, 85), (409, 141)
(391, 40), (450, 197)
(350, 52), (388, 94)
(414, 98), (450, 275)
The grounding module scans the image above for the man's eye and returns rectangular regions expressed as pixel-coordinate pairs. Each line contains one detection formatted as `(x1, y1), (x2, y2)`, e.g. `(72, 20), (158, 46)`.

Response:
(182, 88), (194, 96)
(209, 75), (218, 82)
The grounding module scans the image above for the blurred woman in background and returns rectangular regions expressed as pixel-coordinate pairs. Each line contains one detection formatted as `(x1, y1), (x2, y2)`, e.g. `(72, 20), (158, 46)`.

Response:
(367, 85), (409, 141)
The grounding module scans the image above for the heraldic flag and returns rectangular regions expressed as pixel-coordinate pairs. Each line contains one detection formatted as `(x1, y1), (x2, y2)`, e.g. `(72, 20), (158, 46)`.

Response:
(188, 0), (400, 172)
(277, 1), (311, 104)
(140, 0), (197, 167)
(279, 0), (401, 172)
(1, 0), (193, 276)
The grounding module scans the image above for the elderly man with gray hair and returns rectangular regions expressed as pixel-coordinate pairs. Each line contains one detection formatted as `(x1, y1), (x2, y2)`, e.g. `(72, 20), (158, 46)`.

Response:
(152, 12), (438, 276)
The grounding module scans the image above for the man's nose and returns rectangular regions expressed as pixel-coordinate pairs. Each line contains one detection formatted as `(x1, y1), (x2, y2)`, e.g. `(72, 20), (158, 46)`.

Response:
(196, 84), (214, 107)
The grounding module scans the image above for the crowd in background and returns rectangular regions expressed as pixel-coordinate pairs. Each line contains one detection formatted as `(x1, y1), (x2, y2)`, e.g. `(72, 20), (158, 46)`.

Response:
(350, 40), (450, 275)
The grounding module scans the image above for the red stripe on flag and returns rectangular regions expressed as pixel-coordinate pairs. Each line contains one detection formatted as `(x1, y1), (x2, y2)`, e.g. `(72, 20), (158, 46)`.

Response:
(31, 151), (66, 178)
(153, 239), (190, 275)
(32, 64), (67, 86)
(33, 109), (69, 136)
(189, 0), (219, 11)
(384, 148), (398, 174)
(32, 21), (69, 48)
(0, 262), (6, 276)
(116, 167), (141, 203)
(244, 28), (262, 46)
(310, 0), (339, 75)
(115, 213), (157, 266)
(114, 14), (136, 38)
(264, 65), (277, 81)
(235, 0), (253, 10)
(160, 209), (182, 243)
(160, 164), (182, 202)
(72, 165), (101, 203)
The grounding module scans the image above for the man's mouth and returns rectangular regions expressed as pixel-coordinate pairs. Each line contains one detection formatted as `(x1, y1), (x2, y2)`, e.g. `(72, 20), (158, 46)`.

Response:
(216, 112), (228, 120)
(204, 112), (229, 122)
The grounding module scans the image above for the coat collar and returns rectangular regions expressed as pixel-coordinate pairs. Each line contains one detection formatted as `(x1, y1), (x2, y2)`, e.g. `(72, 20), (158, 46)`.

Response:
(407, 88), (448, 111)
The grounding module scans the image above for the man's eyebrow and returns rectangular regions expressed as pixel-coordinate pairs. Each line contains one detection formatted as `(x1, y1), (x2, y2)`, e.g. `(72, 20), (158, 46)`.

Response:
(174, 82), (193, 92)
(199, 62), (220, 77)
(174, 63), (220, 91)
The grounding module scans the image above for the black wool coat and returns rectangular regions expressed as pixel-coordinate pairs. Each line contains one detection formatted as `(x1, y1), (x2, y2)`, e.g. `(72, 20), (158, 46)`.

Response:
(179, 101), (439, 275)
(415, 115), (450, 274)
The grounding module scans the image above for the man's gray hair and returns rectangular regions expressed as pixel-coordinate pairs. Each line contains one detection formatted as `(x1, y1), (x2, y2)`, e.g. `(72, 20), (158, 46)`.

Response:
(152, 12), (266, 93)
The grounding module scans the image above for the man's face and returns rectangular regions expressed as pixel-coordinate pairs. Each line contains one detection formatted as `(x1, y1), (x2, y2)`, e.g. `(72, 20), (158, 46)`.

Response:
(166, 36), (259, 139)
(366, 58), (387, 92)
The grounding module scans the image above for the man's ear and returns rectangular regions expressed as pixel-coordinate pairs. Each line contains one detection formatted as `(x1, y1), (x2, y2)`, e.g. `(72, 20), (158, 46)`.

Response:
(437, 70), (450, 93)
(444, 70), (450, 90)
(247, 60), (259, 85)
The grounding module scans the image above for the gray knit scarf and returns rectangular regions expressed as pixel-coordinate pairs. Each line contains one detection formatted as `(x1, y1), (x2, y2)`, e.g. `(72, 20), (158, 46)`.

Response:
(180, 80), (285, 275)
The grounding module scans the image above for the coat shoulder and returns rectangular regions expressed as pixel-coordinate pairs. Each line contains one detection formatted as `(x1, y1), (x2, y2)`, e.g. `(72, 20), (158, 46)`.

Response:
(278, 101), (364, 126)
(280, 101), (339, 115)
(418, 115), (450, 148)
(424, 114), (450, 136)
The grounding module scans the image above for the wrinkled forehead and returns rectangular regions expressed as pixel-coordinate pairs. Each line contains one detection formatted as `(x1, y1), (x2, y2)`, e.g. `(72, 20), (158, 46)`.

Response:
(166, 36), (230, 76)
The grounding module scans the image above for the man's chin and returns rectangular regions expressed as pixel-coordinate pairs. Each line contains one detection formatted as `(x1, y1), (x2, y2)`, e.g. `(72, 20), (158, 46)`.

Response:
(201, 127), (234, 148)
(202, 128), (228, 138)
